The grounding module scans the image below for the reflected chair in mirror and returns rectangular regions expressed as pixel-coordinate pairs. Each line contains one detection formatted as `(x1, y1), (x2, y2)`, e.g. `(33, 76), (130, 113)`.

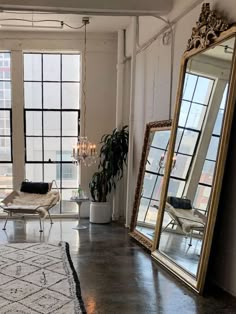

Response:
(163, 196), (206, 247)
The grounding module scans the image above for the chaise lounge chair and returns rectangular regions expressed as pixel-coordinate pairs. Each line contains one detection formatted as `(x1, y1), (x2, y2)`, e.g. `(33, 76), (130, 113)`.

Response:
(0, 181), (60, 232)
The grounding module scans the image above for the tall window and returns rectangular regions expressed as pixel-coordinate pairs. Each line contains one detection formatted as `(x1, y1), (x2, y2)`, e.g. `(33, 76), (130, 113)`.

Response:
(0, 52), (12, 200)
(24, 53), (80, 213)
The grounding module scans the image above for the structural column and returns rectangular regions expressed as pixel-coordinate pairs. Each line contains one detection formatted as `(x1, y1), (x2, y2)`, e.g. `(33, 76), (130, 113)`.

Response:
(11, 50), (25, 189)
(113, 29), (125, 221)
(125, 17), (137, 227)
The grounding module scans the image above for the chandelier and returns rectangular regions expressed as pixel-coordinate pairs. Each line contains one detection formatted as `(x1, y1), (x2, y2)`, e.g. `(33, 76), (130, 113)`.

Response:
(72, 17), (97, 166)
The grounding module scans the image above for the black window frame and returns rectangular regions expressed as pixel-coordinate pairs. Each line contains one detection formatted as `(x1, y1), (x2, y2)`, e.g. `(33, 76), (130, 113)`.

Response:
(0, 51), (13, 200)
(24, 52), (80, 213)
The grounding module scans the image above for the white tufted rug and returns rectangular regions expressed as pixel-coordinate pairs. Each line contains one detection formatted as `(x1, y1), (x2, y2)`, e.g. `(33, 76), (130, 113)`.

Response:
(0, 242), (86, 314)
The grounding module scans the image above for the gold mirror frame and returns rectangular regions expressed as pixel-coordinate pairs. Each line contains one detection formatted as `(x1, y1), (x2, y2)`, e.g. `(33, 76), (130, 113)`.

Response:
(130, 120), (172, 250)
(151, 3), (236, 293)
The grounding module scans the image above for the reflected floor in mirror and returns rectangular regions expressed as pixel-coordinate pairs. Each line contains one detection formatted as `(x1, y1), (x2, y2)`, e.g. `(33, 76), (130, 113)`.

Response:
(159, 231), (202, 276)
(136, 225), (155, 240)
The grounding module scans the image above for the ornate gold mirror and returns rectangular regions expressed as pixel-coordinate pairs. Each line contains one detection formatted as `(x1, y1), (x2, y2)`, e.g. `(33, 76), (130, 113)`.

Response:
(130, 120), (172, 250)
(152, 4), (236, 293)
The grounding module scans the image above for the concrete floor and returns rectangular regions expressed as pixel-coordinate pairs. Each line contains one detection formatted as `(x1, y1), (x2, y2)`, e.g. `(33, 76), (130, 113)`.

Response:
(0, 218), (236, 314)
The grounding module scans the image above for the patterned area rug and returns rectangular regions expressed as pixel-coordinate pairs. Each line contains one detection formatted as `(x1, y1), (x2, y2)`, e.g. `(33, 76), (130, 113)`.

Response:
(0, 242), (86, 314)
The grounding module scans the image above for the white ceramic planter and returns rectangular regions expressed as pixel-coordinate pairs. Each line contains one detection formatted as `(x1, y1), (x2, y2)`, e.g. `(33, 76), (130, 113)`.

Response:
(89, 202), (111, 224)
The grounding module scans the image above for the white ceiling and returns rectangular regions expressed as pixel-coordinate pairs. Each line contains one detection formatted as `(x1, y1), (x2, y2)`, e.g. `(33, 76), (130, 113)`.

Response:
(0, 11), (131, 32)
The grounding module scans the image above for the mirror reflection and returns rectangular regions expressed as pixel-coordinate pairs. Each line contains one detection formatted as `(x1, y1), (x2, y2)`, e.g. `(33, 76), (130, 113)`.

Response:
(158, 37), (235, 276)
(131, 121), (171, 248)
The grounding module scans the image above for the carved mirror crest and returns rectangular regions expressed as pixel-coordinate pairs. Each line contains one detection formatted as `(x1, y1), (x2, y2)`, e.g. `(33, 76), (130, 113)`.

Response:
(152, 3), (236, 293)
(130, 120), (172, 250)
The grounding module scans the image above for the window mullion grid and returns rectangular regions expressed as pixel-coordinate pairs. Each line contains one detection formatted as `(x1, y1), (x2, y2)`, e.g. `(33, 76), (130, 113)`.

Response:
(23, 53), (80, 214)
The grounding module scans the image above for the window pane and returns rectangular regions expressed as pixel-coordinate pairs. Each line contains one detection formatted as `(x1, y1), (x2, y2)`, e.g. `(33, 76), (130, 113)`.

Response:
(183, 73), (197, 101)
(49, 200), (60, 214)
(0, 164), (12, 188)
(145, 205), (158, 225)
(213, 109), (224, 136)
(43, 55), (60, 81)
(25, 163), (43, 181)
(151, 130), (170, 150)
(44, 137), (60, 162)
(0, 53), (11, 81)
(62, 55), (80, 81)
(174, 128), (183, 152)
(142, 173), (156, 198)
(0, 81), (11, 108)
(62, 137), (77, 161)
(152, 176), (164, 200)
(24, 82), (42, 108)
(44, 111), (60, 136)
(220, 84), (228, 109)
(200, 160), (215, 185)
(137, 197), (149, 222)
(193, 185), (211, 211)
(179, 101), (190, 127)
(186, 104), (206, 130)
(61, 190), (77, 213)
(26, 137), (42, 161)
(178, 130), (199, 155)
(26, 111), (42, 136)
(62, 112), (78, 136)
(0, 110), (10, 135)
(44, 164), (60, 187)
(206, 136), (220, 161)
(24, 54), (41, 81)
(193, 77), (213, 105)
(0, 137), (11, 161)
(167, 179), (185, 197)
(43, 83), (60, 109)
(61, 164), (78, 188)
(172, 154), (191, 179)
(62, 83), (80, 109)
(146, 148), (163, 173)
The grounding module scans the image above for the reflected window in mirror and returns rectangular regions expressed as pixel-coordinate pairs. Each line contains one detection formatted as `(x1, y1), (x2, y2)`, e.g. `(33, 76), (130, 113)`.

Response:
(129, 120), (172, 250)
(137, 130), (170, 236)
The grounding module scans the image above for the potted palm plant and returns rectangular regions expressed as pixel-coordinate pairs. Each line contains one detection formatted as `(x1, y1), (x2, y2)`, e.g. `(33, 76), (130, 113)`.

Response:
(89, 126), (129, 223)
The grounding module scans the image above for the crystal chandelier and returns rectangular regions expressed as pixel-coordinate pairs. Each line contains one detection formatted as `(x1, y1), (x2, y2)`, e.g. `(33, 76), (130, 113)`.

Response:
(72, 17), (97, 166)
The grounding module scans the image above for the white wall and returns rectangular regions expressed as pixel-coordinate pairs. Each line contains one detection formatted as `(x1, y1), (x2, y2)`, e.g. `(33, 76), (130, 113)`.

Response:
(124, 0), (236, 296)
(0, 30), (117, 217)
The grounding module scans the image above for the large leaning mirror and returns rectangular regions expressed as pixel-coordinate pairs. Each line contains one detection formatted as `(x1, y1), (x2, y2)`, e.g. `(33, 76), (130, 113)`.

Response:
(152, 3), (236, 293)
(130, 120), (172, 250)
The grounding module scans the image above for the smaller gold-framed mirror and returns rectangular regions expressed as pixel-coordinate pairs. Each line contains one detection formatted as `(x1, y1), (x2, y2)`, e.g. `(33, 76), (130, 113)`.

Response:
(152, 3), (236, 293)
(130, 120), (172, 250)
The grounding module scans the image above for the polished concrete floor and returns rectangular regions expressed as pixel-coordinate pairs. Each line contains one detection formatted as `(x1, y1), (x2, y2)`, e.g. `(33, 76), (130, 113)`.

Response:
(0, 218), (236, 314)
